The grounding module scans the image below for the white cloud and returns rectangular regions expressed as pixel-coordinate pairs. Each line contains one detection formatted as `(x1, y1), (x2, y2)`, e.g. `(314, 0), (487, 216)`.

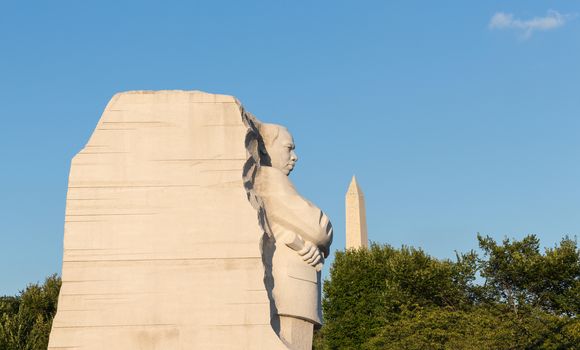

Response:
(489, 10), (576, 38)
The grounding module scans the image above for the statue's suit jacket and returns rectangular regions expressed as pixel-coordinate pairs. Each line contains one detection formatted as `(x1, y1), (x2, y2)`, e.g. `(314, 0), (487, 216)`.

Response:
(254, 166), (333, 325)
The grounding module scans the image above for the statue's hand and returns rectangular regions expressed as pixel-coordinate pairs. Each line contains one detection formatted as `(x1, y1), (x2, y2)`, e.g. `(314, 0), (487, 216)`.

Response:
(297, 241), (323, 267)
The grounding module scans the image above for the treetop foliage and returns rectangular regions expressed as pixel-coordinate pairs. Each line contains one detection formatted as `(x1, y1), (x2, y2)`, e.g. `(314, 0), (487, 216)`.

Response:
(317, 235), (579, 349)
(0, 274), (61, 350)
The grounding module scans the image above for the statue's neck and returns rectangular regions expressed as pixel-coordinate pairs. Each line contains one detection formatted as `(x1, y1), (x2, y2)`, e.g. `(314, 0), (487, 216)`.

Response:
(260, 165), (289, 178)
(255, 166), (297, 195)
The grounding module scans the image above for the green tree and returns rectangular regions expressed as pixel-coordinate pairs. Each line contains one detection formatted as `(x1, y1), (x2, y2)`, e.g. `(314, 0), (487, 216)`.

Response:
(320, 244), (478, 349)
(317, 235), (580, 350)
(0, 274), (61, 350)
(363, 306), (579, 350)
(478, 234), (579, 317)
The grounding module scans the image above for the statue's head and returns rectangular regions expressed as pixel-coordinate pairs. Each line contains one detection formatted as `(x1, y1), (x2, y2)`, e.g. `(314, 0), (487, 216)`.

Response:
(259, 123), (298, 176)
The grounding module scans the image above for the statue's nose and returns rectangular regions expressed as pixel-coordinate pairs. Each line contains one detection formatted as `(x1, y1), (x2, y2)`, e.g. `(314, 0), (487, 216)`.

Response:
(291, 151), (298, 162)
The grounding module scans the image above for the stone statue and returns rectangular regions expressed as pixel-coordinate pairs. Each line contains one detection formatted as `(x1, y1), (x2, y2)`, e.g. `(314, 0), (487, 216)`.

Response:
(242, 112), (333, 350)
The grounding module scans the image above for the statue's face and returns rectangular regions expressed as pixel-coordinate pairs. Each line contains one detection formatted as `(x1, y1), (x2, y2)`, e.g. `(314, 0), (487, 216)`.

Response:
(265, 127), (298, 175)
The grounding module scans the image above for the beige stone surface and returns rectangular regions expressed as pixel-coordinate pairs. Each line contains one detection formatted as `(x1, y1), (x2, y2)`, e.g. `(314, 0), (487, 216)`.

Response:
(48, 91), (288, 349)
(345, 176), (368, 249)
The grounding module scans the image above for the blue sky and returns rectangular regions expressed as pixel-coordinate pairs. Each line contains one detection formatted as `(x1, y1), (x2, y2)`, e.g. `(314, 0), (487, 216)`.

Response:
(1, 1), (579, 295)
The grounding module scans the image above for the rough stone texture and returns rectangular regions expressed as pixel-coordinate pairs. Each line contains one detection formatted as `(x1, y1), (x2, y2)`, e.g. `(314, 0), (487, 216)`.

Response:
(48, 90), (287, 349)
(345, 176), (368, 249)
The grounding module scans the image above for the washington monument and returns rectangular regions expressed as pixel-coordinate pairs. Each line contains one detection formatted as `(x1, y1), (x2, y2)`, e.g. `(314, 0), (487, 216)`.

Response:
(345, 176), (368, 249)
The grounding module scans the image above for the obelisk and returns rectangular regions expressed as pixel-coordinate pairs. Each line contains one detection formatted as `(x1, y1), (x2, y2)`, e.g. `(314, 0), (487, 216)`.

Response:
(345, 176), (368, 249)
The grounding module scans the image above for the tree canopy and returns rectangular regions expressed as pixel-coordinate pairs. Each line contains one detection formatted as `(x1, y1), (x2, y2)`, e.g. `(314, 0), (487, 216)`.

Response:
(0, 274), (61, 350)
(317, 235), (579, 349)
